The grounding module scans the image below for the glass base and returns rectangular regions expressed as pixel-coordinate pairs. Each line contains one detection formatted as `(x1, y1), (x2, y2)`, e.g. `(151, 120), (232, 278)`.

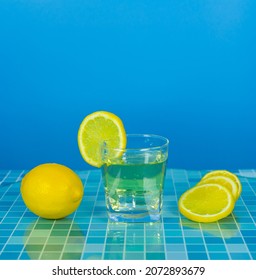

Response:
(107, 211), (161, 223)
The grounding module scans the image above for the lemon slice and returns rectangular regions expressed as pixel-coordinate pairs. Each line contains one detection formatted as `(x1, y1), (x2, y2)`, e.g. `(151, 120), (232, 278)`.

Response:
(201, 170), (242, 200)
(178, 183), (235, 223)
(197, 175), (238, 201)
(77, 111), (126, 167)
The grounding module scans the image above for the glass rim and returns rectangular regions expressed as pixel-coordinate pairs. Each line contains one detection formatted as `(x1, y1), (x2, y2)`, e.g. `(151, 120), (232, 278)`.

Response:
(105, 133), (169, 152)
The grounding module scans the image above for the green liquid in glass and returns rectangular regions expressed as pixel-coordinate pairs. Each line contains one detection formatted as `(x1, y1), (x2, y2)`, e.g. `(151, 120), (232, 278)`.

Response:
(102, 159), (167, 222)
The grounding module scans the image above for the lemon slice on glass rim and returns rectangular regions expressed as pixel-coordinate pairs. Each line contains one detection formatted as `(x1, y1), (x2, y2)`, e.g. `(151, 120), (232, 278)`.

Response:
(77, 111), (126, 167)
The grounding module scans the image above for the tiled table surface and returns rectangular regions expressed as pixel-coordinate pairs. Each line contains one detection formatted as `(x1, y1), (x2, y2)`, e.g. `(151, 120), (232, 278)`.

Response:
(0, 169), (256, 260)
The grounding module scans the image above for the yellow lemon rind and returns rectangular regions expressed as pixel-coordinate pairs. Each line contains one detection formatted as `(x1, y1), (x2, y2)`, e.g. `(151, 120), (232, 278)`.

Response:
(178, 183), (235, 223)
(20, 163), (84, 219)
(198, 175), (238, 201)
(201, 170), (242, 200)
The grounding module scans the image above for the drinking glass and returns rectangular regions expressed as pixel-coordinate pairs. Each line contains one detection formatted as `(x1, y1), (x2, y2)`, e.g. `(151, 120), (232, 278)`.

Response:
(101, 134), (169, 222)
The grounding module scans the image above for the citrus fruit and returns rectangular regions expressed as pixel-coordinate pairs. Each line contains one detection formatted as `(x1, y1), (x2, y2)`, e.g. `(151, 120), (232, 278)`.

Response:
(197, 175), (238, 200)
(77, 111), (126, 167)
(201, 170), (242, 200)
(178, 183), (235, 223)
(20, 163), (84, 219)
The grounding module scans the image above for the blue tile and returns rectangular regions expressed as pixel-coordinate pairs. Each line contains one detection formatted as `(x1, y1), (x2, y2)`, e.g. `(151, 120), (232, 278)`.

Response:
(3, 244), (24, 251)
(186, 244), (206, 252)
(165, 237), (183, 244)
(206, 244), (226, 252)
(209, 252), (229, 260)
(225, 237), (244, 244)
(166, 244), (186, 252)
(0, 252), (20, 260)
(0, 168), (256, 261)
(187, 252), (208, 260)
(166, 252), (187, 260)
(247, 244), (256, 251)
(226, 244), (249, 252)
(230, 253), (252, 260)
(204, 237), (224, 244)
(184, 237), (204, 244)
(243, 237), (256, 244)
(241, 230), (256, 237)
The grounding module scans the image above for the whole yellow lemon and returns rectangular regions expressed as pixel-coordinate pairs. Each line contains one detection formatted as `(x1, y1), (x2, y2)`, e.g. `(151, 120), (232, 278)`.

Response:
(20, 163), (84, 219)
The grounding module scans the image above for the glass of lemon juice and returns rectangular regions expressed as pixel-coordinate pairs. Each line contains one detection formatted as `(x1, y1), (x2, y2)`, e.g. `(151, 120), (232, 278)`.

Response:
(101, 134), (169, 223)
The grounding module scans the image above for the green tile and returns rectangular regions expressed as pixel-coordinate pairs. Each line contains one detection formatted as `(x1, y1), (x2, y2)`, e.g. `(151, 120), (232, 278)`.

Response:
(69, 230), (83, 236)
(53, 223), (71, 230)
(105, 244), (124, 252)
(37, 218), (54, 225)
(47, 236), (67, 244)
(62, 252), (82, 260)
(44, 244), (64, 252)
(126, 244), (144, 251)
(201, 223), (219, 230)
(51, 230), (69, 236)
(35, 223), (53, 230)
(24, 251), (41, 260)
(26, 236), (48, 244)
(124, 252), (144, 260)
(25, 244), (44, 252)
(30, 230), (51, 237)
(63, 244), (83, 253)
(126, 230), (144, 237)
(104, 252), (123, 260)
(106, 236), (124, 243)
(146, 244), (165, 251)
(146, 252), (166, 260)
(126, 236), (144, 244)
(146, 236), (164, 244)
(54, 219), (73, 225)
(66, 236), (85, 244)
(219, 223), (238, 230)
(40, 252), (61, 260)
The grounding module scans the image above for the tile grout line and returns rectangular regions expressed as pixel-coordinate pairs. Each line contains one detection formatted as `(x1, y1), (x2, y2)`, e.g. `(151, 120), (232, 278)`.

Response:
(38, 220), (56, 260)
(55, 171), (90, 260)
(80, 171), (101, 259)
(172, 169), (188, 260)
(122, 222), (127, 260)
(143, 223), (146, 260)
(239, 195), (256, 227)
(0, 170), (26, 257)
(0, 170), (11, 185)
(231, 212), (253, 260)
(198, 223), (210, 259)
(74, 170), (90, 259)
(161, 215), (167, 260)
(17, 215), (40, 259)
(0, 170), (15, 202)
(216, 221), (232, 260)
(38, 171), (90, 260)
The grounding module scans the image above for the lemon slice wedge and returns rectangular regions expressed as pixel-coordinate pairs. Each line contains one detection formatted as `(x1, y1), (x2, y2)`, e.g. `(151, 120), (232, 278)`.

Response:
(201, 170), (242, 200)
(77, 111), (126, 167)
(178, 183), (235, 223)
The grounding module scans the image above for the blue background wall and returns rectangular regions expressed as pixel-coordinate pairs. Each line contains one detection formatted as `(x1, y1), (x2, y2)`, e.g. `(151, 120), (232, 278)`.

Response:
(0, 0), (255, 170)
